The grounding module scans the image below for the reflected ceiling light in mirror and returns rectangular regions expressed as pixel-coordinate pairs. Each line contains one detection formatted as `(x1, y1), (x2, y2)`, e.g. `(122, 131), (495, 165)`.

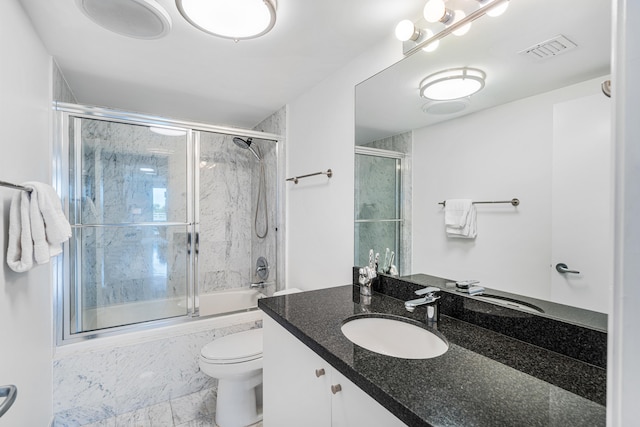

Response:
(478, 0), (510, 17)
(420, 68), (486, 101)
(421, 29), (439, 52)
(176, 0), (277, 41)
(422, 98), (471, 115)
(451, 10), (471, 36)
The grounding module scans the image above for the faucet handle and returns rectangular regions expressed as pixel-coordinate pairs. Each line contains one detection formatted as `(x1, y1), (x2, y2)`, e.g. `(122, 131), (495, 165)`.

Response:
(415, 286), (440, 296)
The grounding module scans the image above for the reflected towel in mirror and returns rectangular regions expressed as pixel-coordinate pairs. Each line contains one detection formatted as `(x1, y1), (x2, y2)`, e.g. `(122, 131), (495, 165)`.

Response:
(445, 199), (477, 239)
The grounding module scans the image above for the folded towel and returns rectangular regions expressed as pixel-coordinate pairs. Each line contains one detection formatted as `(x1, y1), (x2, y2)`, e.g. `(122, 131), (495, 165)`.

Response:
(6, 182), (72, 273)
(445, 199), (473, 228)
(25, 182), (72, 246)
(445, 199), (477, 239)
(7, 192), (34, 272)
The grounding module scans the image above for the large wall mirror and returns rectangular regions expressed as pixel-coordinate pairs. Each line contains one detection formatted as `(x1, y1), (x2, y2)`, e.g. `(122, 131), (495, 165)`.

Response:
(355, 0), (612, 322)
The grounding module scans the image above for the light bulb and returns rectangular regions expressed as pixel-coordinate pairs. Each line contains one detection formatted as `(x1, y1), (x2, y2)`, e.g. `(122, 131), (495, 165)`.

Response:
(395, 19), (418, 42)
(421, 29), (439, 52)
(452, 10), (471, 36)
(423, 0), (446, 23)
(487, 0), (509, 17)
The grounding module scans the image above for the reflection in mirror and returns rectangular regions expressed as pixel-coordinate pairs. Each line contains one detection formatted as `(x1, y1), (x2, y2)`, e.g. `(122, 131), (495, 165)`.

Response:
(355, 0), (611, 318)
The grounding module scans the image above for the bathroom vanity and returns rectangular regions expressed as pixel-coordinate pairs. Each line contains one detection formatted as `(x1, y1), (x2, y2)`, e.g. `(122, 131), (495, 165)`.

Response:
(259, 279), (606, 426)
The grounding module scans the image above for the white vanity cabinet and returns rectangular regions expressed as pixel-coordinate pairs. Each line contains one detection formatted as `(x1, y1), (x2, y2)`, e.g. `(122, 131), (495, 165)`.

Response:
(263, 316), (406, 427)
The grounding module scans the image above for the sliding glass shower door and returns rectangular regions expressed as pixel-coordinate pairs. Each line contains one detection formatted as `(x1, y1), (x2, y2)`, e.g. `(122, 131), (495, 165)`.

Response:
(67, 117), (192, 334)
(354, 147), (404, 271)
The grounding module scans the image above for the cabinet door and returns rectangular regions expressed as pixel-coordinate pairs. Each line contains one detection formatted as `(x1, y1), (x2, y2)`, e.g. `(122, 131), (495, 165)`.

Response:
(263, 316), (331, 427)
(330, 369), (407, 427)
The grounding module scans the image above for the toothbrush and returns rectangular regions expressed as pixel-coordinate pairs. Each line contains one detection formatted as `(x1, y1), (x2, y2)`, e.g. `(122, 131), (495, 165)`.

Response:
(382, 248), (390, 273)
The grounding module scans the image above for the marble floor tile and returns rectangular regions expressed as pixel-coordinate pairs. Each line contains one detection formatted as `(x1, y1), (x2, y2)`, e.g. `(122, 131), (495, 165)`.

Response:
(82, 418), (117, 427)
(114, 401), (173, 426)
(174, 417), (216, 427)
(170, 388), (215, 425)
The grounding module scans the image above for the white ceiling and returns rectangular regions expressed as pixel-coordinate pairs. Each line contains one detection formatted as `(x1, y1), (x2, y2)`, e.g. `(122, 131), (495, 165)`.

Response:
(18, 0), (425, 128)
(355, 0), (612, 144)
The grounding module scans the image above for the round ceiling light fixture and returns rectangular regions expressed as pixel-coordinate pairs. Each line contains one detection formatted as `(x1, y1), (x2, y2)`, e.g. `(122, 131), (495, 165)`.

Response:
(76, 0), (172, 39)
(420, 68), (486, 101)
(176, 0), (277, 40)
(422, 98), (471, 115)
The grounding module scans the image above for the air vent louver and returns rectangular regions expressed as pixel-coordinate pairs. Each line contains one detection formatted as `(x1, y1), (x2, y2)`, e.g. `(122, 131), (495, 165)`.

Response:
(519, 35), (577, 60)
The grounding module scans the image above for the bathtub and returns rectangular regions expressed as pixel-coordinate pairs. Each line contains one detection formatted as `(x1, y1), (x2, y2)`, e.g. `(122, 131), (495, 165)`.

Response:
(81, 288), (264, 331)
(197, 288), (265, 317)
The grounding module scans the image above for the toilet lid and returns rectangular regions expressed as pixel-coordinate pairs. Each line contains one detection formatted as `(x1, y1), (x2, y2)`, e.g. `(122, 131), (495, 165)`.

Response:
(201, 328), (263, 363)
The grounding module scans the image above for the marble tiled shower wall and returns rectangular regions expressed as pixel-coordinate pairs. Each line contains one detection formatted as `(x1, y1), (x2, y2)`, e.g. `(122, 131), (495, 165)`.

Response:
(198, 131), (254, 292)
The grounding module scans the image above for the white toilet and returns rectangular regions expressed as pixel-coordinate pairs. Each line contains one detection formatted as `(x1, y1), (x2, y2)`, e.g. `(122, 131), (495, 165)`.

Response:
(199, 328), (264, 427)
(199, 289), (300, 427)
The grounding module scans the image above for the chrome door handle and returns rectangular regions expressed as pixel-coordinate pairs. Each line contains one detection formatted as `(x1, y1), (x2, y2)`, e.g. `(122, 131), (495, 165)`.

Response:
(556, 263), (580, 274)
(0, 385), (17, 418)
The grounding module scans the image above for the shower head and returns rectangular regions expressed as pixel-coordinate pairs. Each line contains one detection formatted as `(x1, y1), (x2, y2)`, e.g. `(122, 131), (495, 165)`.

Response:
(233, 137), (261, 160)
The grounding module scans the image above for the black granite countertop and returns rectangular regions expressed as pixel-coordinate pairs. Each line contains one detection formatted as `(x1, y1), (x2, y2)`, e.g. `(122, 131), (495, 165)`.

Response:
(259, 285), (606, 427)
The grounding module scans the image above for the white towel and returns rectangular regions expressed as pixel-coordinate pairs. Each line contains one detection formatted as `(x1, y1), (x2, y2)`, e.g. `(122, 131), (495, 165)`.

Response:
(6, 182), (72, 272)
(7, 192), (34, 272)
(445, 199), (477, 239)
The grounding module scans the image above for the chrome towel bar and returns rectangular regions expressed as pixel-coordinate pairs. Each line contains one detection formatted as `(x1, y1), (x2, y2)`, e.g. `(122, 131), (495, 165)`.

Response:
(438, 198), (520, 207)
(286, 169), (332, 184)
(0, 385), (17, 418)
(0, 180), (32, 193)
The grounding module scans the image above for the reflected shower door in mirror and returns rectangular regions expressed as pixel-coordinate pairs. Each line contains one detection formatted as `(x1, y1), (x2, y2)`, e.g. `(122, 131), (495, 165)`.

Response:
(68, 118), (191, 333)
(354, 144), (411, 275)
(354, 0), (611, 317)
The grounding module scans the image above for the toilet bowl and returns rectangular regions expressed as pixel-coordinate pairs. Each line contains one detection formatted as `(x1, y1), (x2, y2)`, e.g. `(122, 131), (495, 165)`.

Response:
(199, 328), (263, 427)
(199, 289), (301, 427)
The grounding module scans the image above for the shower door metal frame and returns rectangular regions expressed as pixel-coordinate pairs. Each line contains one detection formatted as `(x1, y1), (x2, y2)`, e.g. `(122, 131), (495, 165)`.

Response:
(53, 102), (283, 345)
(354, 146), (405, 272)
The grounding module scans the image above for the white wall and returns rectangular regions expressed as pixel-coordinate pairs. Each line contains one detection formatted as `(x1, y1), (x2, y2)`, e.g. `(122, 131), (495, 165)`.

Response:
(610, 0), (640, 424)
(285, 36), (403, 290)
(412, 78), (606, 302)
(0, 0), (53, 425)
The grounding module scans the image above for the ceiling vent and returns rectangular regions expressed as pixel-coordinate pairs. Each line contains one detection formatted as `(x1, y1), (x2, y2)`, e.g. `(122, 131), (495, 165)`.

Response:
(519, 35), (577, 60)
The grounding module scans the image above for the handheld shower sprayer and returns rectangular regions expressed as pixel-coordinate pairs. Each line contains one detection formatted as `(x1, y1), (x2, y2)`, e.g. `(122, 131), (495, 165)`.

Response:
(233, 136), (268, 239)
(233, 137), (261, 161)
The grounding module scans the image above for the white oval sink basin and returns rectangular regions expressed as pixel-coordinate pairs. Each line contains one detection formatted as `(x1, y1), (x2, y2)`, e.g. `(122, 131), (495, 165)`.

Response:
(341, 316), (448, 359)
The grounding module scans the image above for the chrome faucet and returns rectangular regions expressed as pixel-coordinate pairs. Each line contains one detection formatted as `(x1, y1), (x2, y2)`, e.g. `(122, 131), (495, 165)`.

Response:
(250, 281), (273, 289)
(358, 250), (378, 296)
(405, 287), (441, 325)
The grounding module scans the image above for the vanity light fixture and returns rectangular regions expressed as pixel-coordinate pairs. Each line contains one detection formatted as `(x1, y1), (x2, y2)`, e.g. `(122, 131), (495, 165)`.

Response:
(423, 0), (471, 36)
(176, 0), (277, 41)
(395, 0), (509, 56)
(423, 0), (453, 24)
(395, 22), (440, 52)
(478, 0), (510, 17)
(420, 68), (486, 101)
(395, 20), (421, 42)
